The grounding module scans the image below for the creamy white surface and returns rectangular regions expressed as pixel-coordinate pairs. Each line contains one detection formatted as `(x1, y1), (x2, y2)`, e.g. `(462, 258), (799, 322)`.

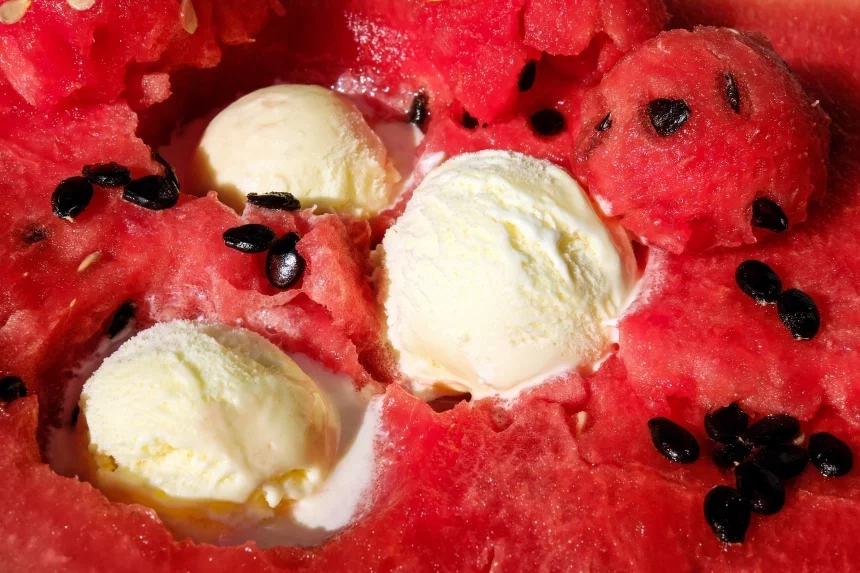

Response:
(80, 321), (339, 514)
(381, 150), (636, 399)
(190, 84), (400, 215)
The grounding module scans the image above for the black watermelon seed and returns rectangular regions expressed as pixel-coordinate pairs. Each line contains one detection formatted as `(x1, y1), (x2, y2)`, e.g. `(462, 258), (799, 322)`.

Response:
(152, 151), (180, 190)
(246, 192), (302, 212)
(52, 177), (94, 221)
(530, 109), (566, 136)
(123, 175), (179, 211)
(82, 162), (132, 187)
(408, 93), (430, 130)
(735, 461), (785, 514)
(0, 376), (27, 403)
(753, 444), (808, 480)
(704, 485), (751, 544)
(742, 414), (801, 447)
(724, 73), (740, 113)
(777, 289), (820, 340)
(267, 232), (305, 289)
(809, 432), (853, 477)
(517, 60), (537, 92)
(597, 113), (612, 132)
(712, 441), (754, 469)
(22, 225), (48, 244)
(647, 417), (700, 463)
(461, 111), (479, 130)
(70, 405), (80, 427)
(705, 402), (750, 443)
(647, 98), (691, 136)
(107, 301), (136, 339)
(735, 260), (782, 305)
(223, 224), (277, 253)
(751, 197), (789, 232)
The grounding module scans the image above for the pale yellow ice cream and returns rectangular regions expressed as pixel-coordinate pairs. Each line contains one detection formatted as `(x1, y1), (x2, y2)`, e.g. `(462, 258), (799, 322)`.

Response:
(79, 321), (339, 540)
(381, 150), (636, 399)
(190, 84), (400, 215)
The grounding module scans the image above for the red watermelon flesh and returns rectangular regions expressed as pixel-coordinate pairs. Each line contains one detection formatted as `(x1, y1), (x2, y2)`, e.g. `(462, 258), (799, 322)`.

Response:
(574, 27), (831, 253)
(2, 0), (860, 571)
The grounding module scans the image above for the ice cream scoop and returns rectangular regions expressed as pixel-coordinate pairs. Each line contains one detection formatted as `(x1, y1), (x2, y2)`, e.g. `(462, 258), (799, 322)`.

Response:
(190, 84), (400, 216)
(79, 321), (339, 540)
(381, 150), (636, 399)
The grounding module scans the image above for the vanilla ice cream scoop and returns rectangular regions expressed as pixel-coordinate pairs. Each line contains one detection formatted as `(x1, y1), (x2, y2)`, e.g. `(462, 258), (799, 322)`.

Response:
(381, 150), (636, 399)
(191, 84), (400, 215)
(79, 321), (339, 538)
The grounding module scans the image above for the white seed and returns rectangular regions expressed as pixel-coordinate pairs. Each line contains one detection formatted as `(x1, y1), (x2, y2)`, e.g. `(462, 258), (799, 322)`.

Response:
(69, 299), (77, 309)
(0, 0), (32, 25)
(77, 251), (102, 273)
(66, 0), (96, 10)
(180, 0), (197, 34)
(574, 411), (588, 437)
(793, 432), (806, 446)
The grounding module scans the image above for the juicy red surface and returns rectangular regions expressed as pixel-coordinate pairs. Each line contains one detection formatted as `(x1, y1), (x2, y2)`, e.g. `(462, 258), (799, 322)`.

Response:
(574, 27), (831, 253)
(1, 0), (860, 571)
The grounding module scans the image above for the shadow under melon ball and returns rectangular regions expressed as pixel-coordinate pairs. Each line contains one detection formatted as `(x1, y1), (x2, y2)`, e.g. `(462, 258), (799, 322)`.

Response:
(574, 26), (831, 253)
(188, 84), (402, 217)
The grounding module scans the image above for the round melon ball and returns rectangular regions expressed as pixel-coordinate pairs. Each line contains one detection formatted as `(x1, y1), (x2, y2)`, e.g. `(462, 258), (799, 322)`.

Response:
(381, 150), (636, 399)
(79, 321), (340, 542)
(190, 84), (401, 216)
(574, 27), (831, 253)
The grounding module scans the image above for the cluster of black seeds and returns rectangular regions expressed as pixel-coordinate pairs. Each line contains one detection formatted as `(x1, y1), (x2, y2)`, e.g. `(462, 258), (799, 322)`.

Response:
(222, 223), (305, 289)
(648, 404), (853, 544)
(52, 155), (183, 222)
(735, 260), (820, 340)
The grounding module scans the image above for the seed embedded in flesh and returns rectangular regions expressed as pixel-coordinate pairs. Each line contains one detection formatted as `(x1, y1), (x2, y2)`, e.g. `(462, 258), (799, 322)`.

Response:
(517, 60), (537, 92)
(408, 92), (430, 130)
(808, 432), (853, 477)
(705, 402), (750, 443)
(107, 301), (136, 339)
(267, 232), (305, 289)
(777, 289), (820, 340)
(52, 176), (94, 221)
(151, 151), (180, 190)
(704, 485), (751, 544)
(735, 260), (782, 305)
(597, 113), (612, 132)
(735, 461), (785, 514)
(751, 197), (789, 232)
(82, 162), (132, 187)
(742, 414), (801, 447)
(647, 98), (691, 136)
(461, 111), (480, 130)
(246, 192), (302, 212)
(725, 73), (740, 113)
(0, 376), (27, 403)
(123, 175), (179, 211)
(22, 225), (48, 244)
(713, 441), (754, 469)
(530, 109), (566, 136)
(223, 224), (277, 253)
(753, 444), (809, 480)
(648, 417), (700, 463)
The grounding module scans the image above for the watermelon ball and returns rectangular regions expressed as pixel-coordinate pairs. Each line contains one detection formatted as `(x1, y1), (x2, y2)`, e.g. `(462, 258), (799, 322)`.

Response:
(575, 27), (831, 253)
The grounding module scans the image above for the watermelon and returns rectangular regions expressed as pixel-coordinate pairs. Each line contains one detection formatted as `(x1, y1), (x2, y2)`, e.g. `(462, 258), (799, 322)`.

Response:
(574, 27), (831, 253)
(1, 0), (860, 570)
